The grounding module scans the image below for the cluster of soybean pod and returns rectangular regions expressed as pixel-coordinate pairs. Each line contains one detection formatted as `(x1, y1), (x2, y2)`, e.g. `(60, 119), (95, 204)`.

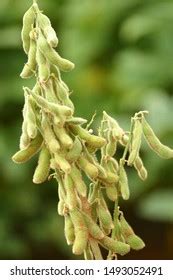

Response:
(12, 0), (173, 260)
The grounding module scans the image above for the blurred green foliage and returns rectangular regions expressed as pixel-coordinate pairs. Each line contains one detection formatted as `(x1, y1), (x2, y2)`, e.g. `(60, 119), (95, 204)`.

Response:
(0, 0), (173, 259)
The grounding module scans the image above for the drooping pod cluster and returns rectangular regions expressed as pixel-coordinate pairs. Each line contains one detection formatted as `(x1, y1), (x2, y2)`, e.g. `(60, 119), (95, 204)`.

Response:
(12, 0), (173, 260)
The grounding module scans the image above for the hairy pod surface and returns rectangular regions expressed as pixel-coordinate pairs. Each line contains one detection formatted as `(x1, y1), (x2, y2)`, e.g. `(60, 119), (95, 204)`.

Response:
(33, 145), (50, 184)
(12, 133), (43, 163)
(21, 5), (35, 54)
(142, 117), (173, 159)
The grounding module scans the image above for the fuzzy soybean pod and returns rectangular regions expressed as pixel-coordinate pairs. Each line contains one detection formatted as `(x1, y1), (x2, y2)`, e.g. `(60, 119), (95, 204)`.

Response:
(20, 120), (30, 149)
(78, 155), (99, 179)
(36, 48), (50, 83)
(53, 125), (73, 149)
(119, 214), (145, 250)
(105, 130), (117, 157)
(54, 153), (71, 173)
(134, 155), (148, 181)
(21, 5), (35, 54)
(41, 113), (60, 153)
(64, 215), (75, 245)
(26, 95), (37, 139)
(66, 137), (82, 162)
(12, 133), (43, 163)
(33, 145), (50, 184)
(119, 160), (130, 200)
(37, 30), (74, 72)
(142, 116), (173, 159)
(70, 209), (88, 255)
(70, 164), (87, 197)
(100, 236), (130, 256)
(55, 81), (74, 111)
(69, 124), (106, 149)
(20, 30), (37, 79)
(82, 212), (104, 240)
(66, 117), (87, 126)
(97, 203), (114, 230)
(63, 174), (78, 210)
(36, 11), (59, 48)
(106, 184), (118, 201)
(31, 91), (73, 118)
(127, 118), (142, 166)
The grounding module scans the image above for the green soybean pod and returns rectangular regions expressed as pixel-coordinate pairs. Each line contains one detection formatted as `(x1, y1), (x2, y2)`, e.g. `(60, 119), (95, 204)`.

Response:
(12, 133), (43, 163)
(57, 200), (65, 216)
(69, 124), (106, 149)
(55, 81), (74, 111)
(37, 12), (58, 47)
(142, 116), (173, 159)
(106, 131), (117, 157)
(37, 30), (75, 72)
(119, 160), (130, 200)
(36, 48), (50, 82)
(134, 155), (148, 181)
(82, 212), (104, 240)
(64, 215), (75, 245)
(100, 236), (130, 256)
(72, 229), (88, 255)
(119, 214), (145, 250)
(66, 117), (87, 126)
(26, 96), (37, 139)
(53, 126), (73, 149)
(106, 184), (118, 201)
(99, 171), (119, 184)
(97, 204), (114, 230)
(66, 137), (82, 162)
(70, 165), (87, 197)
(63, 174), (78, 210)
(127, 118), (142, 166)
(20, 30), (37, 79)
(21, 5), (35, 54)
(19, 123), (30, 149)
(41, 113), (60, 153)
(78, 155), (98, 179)
(33, 145), (50, 184)
(54, 153), (71, 173)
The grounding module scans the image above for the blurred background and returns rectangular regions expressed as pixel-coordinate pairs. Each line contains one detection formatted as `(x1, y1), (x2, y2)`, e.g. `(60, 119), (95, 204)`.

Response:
(0, 0), (173, 260)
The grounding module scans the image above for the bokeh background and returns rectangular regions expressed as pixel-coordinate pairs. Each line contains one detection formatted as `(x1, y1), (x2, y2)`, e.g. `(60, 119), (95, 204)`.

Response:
(0, 0), (173, 260)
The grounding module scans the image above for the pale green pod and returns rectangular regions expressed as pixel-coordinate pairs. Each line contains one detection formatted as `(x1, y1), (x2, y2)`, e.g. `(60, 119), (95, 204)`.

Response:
(64, 215), (75, 245)
(37, 30), (75, 72)
(70, 165), (87, 197)
(99, 171), (119, 184)
(12, 133), (43, 163)
(109, 157), (119, 172)
(37, 13), (58, 47)
(31, 91), (73, 117)
(26, 95), (37, 139)
(57, 200), (65, 216)
(54, 153), (71, 173)
(97, 204), (114, 230)
(82, 212), (104, 240)
(134, 156), (148, 181)
(142, 116), (173, 159)
(33, 145), (50, 184)
(84, 244), (94, 260)
(66, 117), (87, 126)
(55, 81), (74, 111)
(119, 161), (130, 200)
(20, 118), (30, 149)
(106, 185), (118, 201)
(42, 79), (58, 103)
(103, 111), (124, 140)
(119, 214), (145, 250)
(127, 118), (142, 166)
(41, 113), (60, 153)
(21, 5), (35, 54)
(53, 126), (73, 149)
(63, 174), (78, 210)
(72, 229), (88, 255)
(66, 137), (82, 162)
(69, 124), (106, 149)
(100, 236), (130, 256)
(106, 131), (117, 157)
(36, 48), (50, 82)
(78, 155), (98, 179)
(20, 30), (37, 79)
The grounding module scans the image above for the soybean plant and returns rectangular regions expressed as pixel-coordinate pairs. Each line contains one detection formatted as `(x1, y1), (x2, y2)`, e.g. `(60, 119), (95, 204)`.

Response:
(12, 0), (173, 260)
